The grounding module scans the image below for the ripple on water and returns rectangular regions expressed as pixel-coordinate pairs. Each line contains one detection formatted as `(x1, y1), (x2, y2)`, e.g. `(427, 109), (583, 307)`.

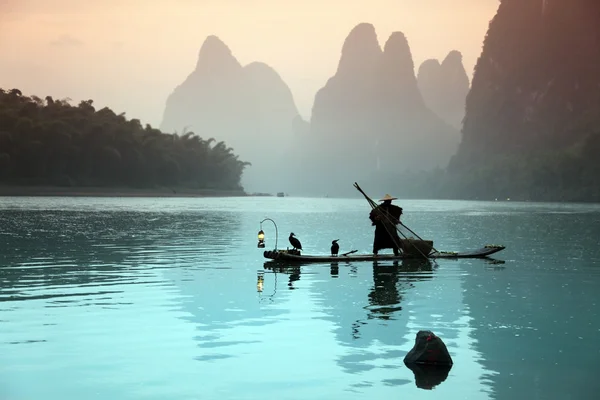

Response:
(1, 198), (600, 400)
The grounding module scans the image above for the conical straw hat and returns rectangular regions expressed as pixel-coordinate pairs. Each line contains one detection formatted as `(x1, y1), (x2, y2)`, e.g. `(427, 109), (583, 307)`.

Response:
(379, 194), (398, 201)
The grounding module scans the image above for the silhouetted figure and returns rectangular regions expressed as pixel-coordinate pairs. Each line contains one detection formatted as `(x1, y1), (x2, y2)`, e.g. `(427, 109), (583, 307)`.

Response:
(369, 194), (403, 256)
(331, 239), (340, 256)
(289, 232), (302, 251)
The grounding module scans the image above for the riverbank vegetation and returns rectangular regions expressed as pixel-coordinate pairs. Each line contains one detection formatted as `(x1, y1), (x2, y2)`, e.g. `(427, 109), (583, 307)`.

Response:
(0, 88), (250, 192)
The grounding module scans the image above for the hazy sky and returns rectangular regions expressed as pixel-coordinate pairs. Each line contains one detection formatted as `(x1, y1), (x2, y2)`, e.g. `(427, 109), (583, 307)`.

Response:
(1, 0), (499, 128)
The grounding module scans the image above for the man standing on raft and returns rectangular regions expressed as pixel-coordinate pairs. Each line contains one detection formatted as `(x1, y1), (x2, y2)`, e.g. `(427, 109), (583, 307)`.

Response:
(369, 194), (403, 256)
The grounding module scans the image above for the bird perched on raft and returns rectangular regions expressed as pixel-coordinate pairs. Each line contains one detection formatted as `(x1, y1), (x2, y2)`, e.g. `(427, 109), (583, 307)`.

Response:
(289, 232), (302, 251)
(331, 239), (339, 256)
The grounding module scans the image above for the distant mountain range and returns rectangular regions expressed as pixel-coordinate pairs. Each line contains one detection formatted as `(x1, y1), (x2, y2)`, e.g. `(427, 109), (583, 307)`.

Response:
(160, 2), (600, 202)
(160, 36), (302, 195)
(417, 50), (470, 131)
(160, 24), (470, 196)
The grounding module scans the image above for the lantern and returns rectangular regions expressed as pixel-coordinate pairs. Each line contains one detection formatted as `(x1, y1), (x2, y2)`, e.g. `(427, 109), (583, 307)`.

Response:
(256, 218), (278, 250)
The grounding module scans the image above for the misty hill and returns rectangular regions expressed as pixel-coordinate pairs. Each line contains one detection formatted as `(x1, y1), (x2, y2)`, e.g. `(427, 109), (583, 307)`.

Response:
(445, 0), (600, 201)
(298, 23), (460, 197)
(160, 36), (303, 194)
(0, 88), (248, 192)
(417, 50), (470, 130)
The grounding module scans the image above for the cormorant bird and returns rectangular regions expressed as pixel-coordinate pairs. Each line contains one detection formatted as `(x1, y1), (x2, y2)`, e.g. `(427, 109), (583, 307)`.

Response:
(289, 232), (302, 251)
(331, 239), (340, 256)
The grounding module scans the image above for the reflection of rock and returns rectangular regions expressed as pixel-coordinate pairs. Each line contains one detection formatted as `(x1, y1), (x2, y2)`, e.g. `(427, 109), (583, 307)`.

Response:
(404, 363), (452, 390)
(404, 330), (453, 365)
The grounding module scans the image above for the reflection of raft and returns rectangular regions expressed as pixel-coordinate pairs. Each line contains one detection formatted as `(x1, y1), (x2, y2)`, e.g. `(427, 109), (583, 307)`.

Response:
(263, 244), (505, 263)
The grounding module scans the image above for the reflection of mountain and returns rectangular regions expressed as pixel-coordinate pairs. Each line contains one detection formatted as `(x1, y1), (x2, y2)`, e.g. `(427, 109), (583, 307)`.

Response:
(459, 210), (600, 399)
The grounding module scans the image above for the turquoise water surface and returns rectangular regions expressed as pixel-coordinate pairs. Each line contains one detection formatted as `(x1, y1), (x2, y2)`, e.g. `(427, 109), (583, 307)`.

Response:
(1, 196), (599, 399)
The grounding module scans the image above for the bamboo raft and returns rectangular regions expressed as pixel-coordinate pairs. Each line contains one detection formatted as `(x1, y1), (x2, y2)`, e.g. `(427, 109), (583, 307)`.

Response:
(263, 244), (506, 263)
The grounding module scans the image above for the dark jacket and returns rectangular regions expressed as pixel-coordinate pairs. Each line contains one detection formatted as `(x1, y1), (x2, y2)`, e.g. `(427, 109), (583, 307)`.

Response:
(369, 202), (403, 226)
(370, 202), (403, 252)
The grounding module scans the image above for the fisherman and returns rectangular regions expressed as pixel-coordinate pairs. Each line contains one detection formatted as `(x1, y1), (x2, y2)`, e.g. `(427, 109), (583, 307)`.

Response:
(369, 194), (403, 256)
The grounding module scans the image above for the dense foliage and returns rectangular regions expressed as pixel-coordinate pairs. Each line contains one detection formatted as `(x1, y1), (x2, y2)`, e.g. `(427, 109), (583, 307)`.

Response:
(445, 0), (600, 202)
(365, 132), (600, 202)
(0, 88), (249, 191)
(443, 134), (600, 202)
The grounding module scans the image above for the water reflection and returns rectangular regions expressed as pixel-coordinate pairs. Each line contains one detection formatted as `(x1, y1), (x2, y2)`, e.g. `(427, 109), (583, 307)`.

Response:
(3, 197), (597, 399)
(0, 205), (250, 400)
(263, 258), (437, 389)
(456, 208), (600, 400)
(368, 259), (433, 321)
(0, 210), (240, 304)
(330, 262), (339, 277)
(264, 259), (434, 338)
(404, 363), (452, 390)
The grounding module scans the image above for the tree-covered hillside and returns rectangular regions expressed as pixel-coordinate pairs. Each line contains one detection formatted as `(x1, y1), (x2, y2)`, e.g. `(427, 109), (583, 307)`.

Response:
(0, 88), (249, 191)
(445, 0), (600, 202)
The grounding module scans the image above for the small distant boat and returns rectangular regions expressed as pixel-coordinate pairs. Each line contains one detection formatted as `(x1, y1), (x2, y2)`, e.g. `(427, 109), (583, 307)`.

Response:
(276, 192), (285, 197)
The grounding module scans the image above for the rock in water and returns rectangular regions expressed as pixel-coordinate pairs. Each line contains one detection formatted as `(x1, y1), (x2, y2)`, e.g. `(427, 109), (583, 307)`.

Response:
(404, 330), (453, 390)
(404, 330), (453, 366)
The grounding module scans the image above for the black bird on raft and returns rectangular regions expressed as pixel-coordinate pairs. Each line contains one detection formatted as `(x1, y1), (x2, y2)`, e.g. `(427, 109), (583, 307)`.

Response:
(331, 239), (340, 256)
(289, 232), (302, 251)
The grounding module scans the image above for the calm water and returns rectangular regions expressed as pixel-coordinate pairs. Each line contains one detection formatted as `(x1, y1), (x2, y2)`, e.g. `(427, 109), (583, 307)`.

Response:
(1, 196), (599, 400)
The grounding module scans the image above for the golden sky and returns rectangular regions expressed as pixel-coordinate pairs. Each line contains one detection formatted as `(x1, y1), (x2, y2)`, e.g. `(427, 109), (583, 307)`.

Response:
(0, 0), (499, 127)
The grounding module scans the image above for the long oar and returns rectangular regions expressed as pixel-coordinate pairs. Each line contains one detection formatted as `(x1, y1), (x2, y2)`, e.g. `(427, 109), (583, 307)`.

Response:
(353, 182), (432, 260)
